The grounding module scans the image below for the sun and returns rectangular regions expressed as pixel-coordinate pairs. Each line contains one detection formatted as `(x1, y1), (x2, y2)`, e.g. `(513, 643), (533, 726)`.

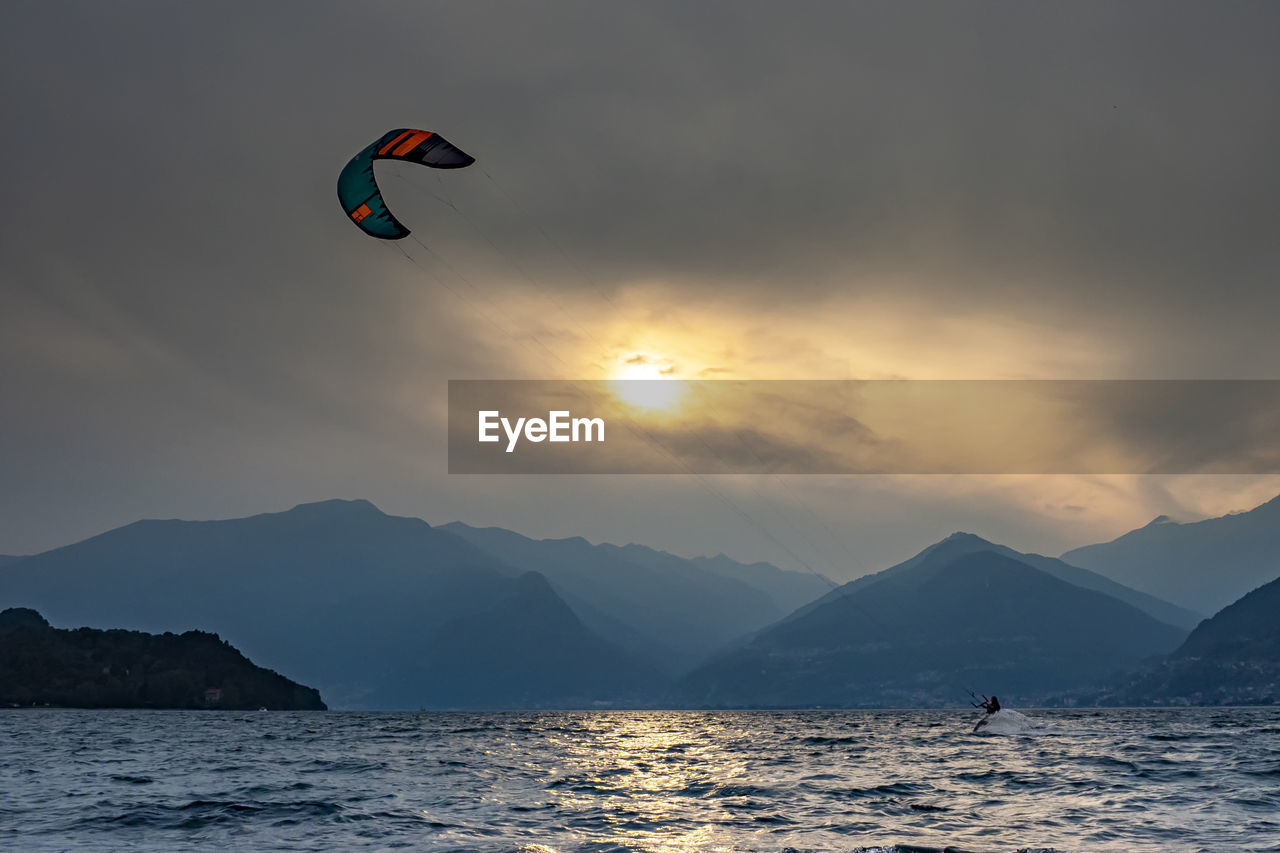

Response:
(610, 356), (686, 413)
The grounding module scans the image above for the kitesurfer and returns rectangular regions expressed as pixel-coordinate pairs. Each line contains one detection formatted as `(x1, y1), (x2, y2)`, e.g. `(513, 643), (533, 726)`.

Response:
(979, 694), (1000, 713)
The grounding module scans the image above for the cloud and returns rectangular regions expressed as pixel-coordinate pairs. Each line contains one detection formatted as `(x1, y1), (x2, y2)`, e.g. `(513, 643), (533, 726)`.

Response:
(1, 1), (1278, 567)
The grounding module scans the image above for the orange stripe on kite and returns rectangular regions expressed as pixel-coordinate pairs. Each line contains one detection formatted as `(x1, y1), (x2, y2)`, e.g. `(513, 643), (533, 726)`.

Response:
(378, 131), (413, 156)
(350, 203), (372, 223)
(392, 131), (433, 156)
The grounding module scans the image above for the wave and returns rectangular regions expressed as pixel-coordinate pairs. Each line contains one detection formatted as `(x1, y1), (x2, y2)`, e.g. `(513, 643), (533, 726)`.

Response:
(972, 709), (1054, 736)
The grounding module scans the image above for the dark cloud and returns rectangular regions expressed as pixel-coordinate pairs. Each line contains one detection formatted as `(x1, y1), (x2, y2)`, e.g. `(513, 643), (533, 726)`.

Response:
(2, 2), (1279, 562)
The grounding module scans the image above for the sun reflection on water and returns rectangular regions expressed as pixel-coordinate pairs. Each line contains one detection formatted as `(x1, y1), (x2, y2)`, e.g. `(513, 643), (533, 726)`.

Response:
(540, 713), (755, 852)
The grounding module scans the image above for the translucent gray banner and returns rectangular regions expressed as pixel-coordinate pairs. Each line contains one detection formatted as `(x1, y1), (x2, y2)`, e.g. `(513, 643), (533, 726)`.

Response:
(448, 380), (1280, 474)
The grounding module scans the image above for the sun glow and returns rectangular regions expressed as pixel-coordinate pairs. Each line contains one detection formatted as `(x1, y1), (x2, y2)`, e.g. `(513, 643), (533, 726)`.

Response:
(610, 356), (686, 412)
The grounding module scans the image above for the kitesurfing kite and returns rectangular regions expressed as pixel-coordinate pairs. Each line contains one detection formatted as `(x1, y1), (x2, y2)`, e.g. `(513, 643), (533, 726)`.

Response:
(337, 129), (475, 239)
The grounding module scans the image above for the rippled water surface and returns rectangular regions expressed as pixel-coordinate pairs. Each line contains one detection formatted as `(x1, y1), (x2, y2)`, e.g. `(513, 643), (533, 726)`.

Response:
(2, 708), (1278, 852)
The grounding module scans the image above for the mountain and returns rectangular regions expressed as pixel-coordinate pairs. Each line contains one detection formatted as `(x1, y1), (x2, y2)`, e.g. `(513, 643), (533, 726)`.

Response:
(411, 571), (663, 708)
(616, 548), (834, 616)
(675, 547), (1189, 708)
(0, 608), (325, 710)
(0, 500), (657, 709)
(0, 555), (24, 568)
(440, 522), (828, 673)
(1062, 493), (1280, 613)
(1115, 575), (1280, 705)
(791, 532), (1200, 631)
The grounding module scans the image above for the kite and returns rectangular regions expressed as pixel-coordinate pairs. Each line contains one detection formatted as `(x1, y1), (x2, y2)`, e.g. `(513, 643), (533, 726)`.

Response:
(337, 129), (474, 239)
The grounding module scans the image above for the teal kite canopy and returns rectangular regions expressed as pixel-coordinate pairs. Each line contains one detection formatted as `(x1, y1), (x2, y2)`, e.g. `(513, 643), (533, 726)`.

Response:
(337, 129), (475, 240)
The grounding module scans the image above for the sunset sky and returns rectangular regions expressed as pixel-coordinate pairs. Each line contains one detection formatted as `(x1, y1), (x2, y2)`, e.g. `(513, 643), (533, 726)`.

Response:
(3, 2), (1279, 575)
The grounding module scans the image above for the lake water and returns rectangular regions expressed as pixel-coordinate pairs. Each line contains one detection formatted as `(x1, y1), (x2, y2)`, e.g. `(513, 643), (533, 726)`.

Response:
(2, 708), (1277, 852)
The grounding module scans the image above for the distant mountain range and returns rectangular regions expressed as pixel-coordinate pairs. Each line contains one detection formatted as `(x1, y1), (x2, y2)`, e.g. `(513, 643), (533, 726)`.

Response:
(0, 500), (824, 709)
(3, 496), (1278, 709)
(441, 521), (832, 674)
(0, 608), (325, 710)
(675, 537), (1190, 708)
(1063, 493), (1280, 614)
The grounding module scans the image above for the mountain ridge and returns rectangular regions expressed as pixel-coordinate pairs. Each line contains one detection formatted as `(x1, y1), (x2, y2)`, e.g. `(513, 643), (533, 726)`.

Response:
(1062, 492), (1280, 612)
(786, 531), (1200, 630)
(0, 500), (654, 709)
(1104, 573), (1280, 706)
(440, 520), (826, 674)
(6, 497), (1271, 710)
(676, 547), (1189, 708)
